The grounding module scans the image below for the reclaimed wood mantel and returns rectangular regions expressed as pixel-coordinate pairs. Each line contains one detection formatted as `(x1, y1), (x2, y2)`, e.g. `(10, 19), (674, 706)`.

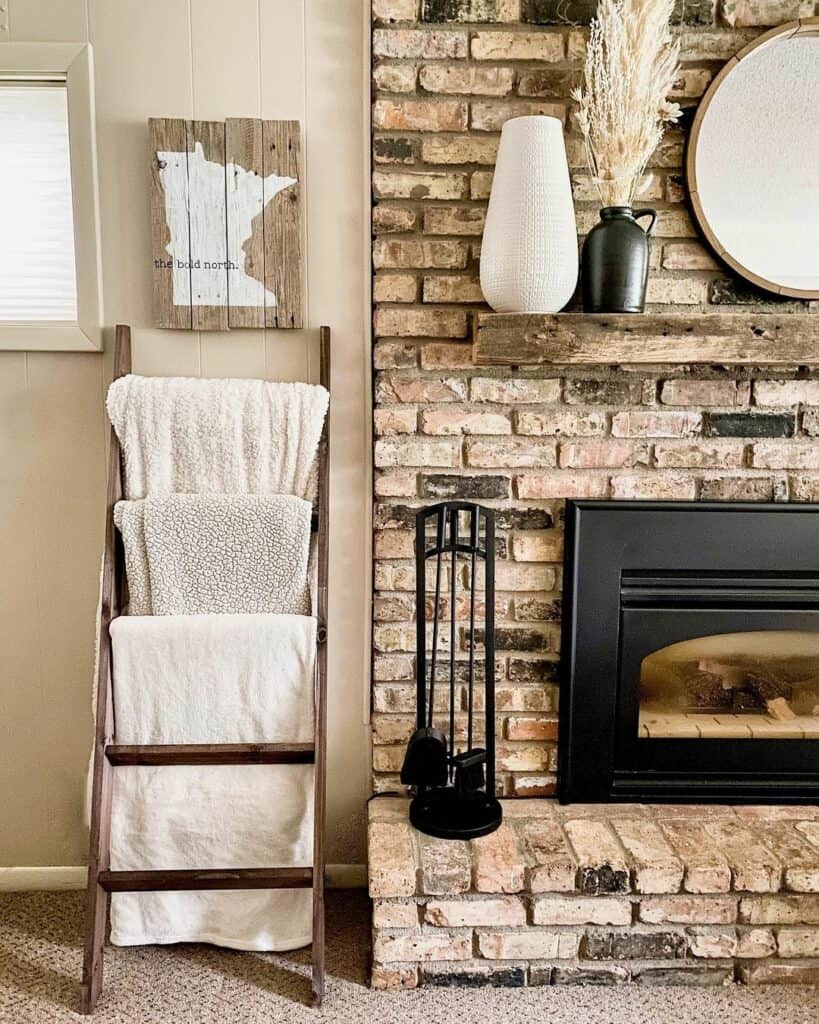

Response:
(473, 313), (819, 366)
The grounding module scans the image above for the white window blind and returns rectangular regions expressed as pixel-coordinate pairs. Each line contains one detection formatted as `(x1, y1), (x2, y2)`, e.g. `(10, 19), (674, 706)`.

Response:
(0, 84), (78, 322)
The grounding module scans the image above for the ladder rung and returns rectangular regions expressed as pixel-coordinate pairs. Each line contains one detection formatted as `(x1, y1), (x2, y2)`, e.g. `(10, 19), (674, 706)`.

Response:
(106, 743), (315, 766)
(98, 867), (313, 892)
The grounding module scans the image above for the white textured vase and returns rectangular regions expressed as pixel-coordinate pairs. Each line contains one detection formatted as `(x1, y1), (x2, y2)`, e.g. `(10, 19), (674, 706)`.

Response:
(480, 116), (578, 313)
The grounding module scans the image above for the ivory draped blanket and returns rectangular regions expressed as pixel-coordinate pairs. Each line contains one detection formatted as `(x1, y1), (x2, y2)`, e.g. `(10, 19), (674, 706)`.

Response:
(113, 493), (312, 616)
(106, 374), (329, 501)
(108, 613), (316, 950)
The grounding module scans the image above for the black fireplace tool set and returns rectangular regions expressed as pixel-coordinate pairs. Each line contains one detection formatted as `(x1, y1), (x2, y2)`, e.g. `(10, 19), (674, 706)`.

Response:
(401, 501), (502, 839)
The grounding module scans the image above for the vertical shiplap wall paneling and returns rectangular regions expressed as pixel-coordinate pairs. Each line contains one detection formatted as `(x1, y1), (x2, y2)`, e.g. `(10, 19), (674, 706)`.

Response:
(6, 0), (88, 40)
(0, 352), (43, 863)
(361, 0), (374, 731)
(25, 355), (107, 861)
(303, 0), (371, 861)
(259, 0), (311, 383)
(191, 0), (267, 378)
(0, 0), (369, 868)
(90, 0), (199, 378)
(3, 0), (107, 864)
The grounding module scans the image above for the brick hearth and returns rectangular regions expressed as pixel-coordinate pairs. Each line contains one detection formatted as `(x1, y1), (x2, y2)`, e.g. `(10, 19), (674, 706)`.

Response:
(369, 798), (819, 987)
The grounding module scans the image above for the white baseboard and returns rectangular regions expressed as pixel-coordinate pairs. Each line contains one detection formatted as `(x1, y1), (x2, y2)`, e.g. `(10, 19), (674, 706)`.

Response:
(0, 864), (367, 892)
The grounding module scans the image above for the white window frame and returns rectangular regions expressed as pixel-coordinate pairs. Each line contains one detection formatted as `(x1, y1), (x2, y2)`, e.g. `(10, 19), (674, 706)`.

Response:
(0, 43), (103, 351)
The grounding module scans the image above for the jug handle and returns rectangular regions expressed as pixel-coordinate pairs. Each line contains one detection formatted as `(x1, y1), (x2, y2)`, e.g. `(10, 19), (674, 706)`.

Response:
(633, 208), (657, 237)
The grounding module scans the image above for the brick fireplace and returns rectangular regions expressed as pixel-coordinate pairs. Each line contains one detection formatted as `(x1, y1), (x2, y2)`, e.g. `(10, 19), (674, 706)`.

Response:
(369, 0), (819, 989)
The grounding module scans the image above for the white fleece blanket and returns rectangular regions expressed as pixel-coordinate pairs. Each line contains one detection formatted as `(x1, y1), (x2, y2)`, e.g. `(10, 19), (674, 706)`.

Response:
(107, 374), (329, 501)
(114, 494), (312, 616)
(108, 613), (315, 950)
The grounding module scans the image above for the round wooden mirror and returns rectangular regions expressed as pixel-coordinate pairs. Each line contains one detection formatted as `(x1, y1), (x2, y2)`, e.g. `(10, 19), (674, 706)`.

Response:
(686, 18), (819, 299)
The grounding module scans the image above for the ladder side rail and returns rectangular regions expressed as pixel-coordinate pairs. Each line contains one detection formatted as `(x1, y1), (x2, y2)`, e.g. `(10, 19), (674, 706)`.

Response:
(311, 325), (330, 1006)
(81, 324), (131, 1014)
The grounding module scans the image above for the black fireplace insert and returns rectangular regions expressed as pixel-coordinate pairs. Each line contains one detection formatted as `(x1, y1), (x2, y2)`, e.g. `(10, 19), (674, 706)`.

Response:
(559, 501), (819, 804)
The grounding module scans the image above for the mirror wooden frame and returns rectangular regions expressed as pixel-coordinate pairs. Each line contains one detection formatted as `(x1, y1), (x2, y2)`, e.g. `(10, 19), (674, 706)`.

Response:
(686, 17), (819, 301)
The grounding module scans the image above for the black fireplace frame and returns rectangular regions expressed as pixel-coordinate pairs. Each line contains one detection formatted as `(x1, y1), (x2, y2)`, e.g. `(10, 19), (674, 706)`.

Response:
(559, 501), (819, 804)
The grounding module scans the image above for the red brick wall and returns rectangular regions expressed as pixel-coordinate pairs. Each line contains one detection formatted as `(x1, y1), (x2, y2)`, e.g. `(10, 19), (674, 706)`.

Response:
(371, 0), (819, 796)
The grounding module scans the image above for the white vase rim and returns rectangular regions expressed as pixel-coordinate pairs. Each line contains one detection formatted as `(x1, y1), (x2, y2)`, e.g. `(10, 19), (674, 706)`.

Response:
(500, 114), (564, 130)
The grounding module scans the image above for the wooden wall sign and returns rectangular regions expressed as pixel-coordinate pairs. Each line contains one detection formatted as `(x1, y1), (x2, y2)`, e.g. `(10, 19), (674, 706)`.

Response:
(149, 117), (303, 330)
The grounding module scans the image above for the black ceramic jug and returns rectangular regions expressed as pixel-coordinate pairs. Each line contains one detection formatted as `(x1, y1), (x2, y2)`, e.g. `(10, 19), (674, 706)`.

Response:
(581, 206), (657, 313)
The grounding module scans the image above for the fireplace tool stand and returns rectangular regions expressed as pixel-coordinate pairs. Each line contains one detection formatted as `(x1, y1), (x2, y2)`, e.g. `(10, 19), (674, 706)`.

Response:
(401, 502), (502, 840)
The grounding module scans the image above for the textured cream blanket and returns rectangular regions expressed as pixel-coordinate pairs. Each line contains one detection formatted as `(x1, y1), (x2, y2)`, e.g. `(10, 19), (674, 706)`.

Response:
(107, 374), (329, 501)
(114, 494), (312, 616)
(108, 613), (315, 950)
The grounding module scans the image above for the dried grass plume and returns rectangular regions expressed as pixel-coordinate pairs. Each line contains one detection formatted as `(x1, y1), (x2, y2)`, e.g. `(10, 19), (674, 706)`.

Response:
(572, 0), (681, 207)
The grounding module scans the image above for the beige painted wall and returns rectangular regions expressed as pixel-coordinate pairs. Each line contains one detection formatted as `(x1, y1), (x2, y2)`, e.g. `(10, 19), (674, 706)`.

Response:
(0, 0), (370, 868)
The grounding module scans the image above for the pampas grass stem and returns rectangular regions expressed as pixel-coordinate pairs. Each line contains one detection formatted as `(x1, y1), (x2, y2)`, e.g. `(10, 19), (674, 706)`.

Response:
(572, 0), (681, 207)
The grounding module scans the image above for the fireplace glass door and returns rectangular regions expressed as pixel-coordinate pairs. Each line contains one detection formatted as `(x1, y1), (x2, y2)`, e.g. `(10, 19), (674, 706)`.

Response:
(615, 581), (819, 789)
(638, 630), (819, 740)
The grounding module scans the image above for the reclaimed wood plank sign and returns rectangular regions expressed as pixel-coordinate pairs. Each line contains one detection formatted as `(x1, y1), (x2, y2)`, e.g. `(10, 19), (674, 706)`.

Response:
(149, 117), (303, 330)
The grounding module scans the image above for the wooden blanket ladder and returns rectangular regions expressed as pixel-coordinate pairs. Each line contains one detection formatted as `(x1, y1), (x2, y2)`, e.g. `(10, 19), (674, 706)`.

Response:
(81, 324), (330, 1012)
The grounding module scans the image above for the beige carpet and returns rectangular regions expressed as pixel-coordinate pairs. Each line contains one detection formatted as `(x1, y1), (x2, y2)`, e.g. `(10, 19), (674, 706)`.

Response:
(1, 891), (818, 1024)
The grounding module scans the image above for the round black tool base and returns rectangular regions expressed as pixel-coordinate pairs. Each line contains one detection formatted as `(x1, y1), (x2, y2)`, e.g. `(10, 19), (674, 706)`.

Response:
(409, 788), (503, 840)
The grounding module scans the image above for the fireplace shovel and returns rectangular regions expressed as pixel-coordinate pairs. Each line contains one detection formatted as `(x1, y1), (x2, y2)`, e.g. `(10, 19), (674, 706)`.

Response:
(400, 726), (448, 788)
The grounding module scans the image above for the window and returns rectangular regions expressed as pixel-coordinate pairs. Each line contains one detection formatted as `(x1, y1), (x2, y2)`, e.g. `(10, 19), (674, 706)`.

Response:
(0, 84), (77, 321)
(0, 44), (102, 351)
